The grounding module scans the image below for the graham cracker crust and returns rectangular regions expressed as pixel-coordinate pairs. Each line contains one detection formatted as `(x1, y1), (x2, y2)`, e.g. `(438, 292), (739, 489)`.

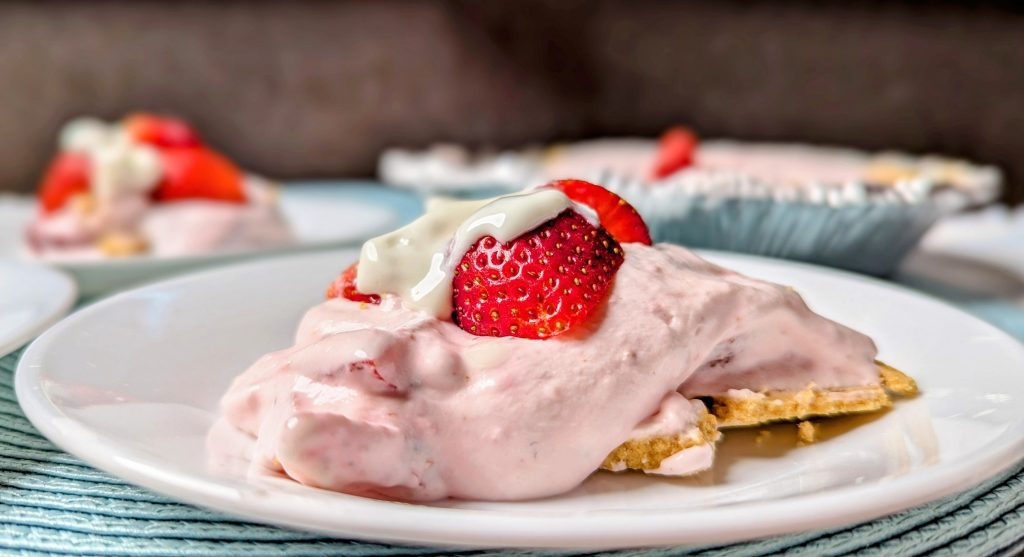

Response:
(709, 361), (918, 428)
(601, 410), (719, 473)
(600, 362), (918, 472)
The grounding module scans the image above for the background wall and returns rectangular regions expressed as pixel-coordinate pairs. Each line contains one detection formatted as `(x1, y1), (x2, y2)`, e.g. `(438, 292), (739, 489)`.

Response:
(1, 0), (1021, 203)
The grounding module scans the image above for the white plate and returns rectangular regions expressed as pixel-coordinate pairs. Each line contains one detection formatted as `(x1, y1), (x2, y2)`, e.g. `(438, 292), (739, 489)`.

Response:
(899, 206), (1024, 295)
(0, 181), (421, 297)
(15, 250), (1024, 549)
(0, 261), (75, 357)
(920, 205), (1024, 277)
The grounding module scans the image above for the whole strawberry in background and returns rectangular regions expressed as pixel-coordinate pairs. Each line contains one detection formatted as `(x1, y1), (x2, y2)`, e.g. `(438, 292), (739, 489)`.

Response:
(650, 126), (698, 179)
(125, 114), (247, 204)
(37, 152), (90, 214)
(124, 113), (203, 149)
(151, 147), (247, 203)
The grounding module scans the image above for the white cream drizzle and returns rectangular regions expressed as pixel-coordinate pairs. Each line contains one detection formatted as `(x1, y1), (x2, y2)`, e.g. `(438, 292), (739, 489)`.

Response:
(57, 117), (164, 201)
(357, 188), (597, 317)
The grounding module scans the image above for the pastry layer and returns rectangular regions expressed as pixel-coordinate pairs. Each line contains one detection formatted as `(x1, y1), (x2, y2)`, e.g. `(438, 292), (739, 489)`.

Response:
(878, 361), (919, 397)
(709, 362), (917, 428)
(602, 410), (719, 473)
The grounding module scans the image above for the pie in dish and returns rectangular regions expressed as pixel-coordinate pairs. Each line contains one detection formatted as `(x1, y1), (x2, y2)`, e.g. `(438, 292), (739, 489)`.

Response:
(26, 114), (291, 259)
(379, 129), (999, 275)
(217, 180), (916, 501)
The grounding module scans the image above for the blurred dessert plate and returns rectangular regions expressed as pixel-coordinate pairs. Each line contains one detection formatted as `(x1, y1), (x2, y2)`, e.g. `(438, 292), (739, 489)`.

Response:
(1, 181), (421, 296)
(0, 260), (75, 357)
(379, 129), (1001, 275)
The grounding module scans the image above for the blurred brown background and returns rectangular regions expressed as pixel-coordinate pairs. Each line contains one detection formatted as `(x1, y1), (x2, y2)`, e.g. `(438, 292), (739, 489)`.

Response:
(1, 0), (1022, 203)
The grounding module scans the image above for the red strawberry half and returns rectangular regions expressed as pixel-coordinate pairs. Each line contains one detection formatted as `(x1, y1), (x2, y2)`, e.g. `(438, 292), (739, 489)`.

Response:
(544, 179), (651, 245)
(452, 209), (623, 339)
(151, 147), (247, 203)
(124, 113), (202, 148)
(38, 152), (90, 213)
(326, 263), (381, 304)
(651, 126), (697, 179)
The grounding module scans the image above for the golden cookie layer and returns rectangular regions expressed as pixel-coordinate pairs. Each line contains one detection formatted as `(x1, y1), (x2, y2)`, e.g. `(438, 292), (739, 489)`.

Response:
(98, 232), (148, 257)
(601, 410), (719, 473)
(709, 362), (916, 428)
(877, 361), (919, 397)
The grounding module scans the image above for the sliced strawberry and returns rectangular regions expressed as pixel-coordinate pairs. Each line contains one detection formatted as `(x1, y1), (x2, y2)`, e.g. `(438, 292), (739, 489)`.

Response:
(544, 179), (651, 245)
(152, 147), (247, 203)
(326, 263), (382, 304)
(124, 113), (202, 148)
(452, 210), (623, 339)
(651, 126), (698, 179)
(38, 152), (90, 213)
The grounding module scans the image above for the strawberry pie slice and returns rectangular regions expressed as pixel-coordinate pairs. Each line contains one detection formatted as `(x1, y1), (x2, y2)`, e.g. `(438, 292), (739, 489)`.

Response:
(217, 180), (915, 502)
(26, 114), (291, 259)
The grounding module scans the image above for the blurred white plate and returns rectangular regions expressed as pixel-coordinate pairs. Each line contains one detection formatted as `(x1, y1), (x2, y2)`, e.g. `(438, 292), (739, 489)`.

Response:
(0, 181), (421, 297)
(0, 261), (75, 357)
(898, 206), (1024, 302)
(919, 205), (1024, 277)
(16, 250), (1024, 549)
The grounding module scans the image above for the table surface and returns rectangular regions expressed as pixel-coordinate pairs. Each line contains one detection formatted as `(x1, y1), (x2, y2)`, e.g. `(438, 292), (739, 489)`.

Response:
(2, 207), (1024, 557)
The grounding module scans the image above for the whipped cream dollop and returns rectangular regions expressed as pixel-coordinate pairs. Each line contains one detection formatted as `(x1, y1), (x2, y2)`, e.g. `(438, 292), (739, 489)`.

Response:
(220, 241), (879, 501)
(60, 117), (164, 201)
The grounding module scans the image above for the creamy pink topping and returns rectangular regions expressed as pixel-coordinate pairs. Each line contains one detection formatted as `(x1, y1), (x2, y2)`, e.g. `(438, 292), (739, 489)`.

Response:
(141, 183), (290, 256)
(693, 142), (868, 185)
(647, 444), (715, 476)
(219, 243), (878, 501)
(26, 193), (148, 250)
(26, 179), (291, 258)
(539, 139), (870, 185)
(628, 393), (706, 440)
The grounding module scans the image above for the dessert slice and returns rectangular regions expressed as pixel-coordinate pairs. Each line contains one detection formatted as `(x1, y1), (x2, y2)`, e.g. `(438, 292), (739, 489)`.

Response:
(679, 302), (919, 428)
(26, 114), (290, 259)
(217, 180), (916, 502)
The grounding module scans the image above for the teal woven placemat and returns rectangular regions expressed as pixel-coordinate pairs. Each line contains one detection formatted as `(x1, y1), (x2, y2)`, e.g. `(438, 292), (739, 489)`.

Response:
(2, 302), (1023, 556)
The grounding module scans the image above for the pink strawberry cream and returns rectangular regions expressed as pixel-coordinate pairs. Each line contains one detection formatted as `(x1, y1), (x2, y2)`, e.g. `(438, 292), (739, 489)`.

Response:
(218, 188), (880, 502)
(27, 178), (289, 259)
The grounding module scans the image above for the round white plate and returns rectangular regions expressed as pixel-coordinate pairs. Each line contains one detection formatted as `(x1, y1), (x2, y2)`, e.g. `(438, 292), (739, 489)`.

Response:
(0, 261), (75, 358)
(16, 250), (1024, 549)
(0, 181), (421, 297)
(900, 206), (1024, 294)
(920, 205), (1024, 277)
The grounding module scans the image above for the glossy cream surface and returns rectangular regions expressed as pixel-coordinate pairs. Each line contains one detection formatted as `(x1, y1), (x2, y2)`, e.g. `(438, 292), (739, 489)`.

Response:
(220, 242), (879, 501)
